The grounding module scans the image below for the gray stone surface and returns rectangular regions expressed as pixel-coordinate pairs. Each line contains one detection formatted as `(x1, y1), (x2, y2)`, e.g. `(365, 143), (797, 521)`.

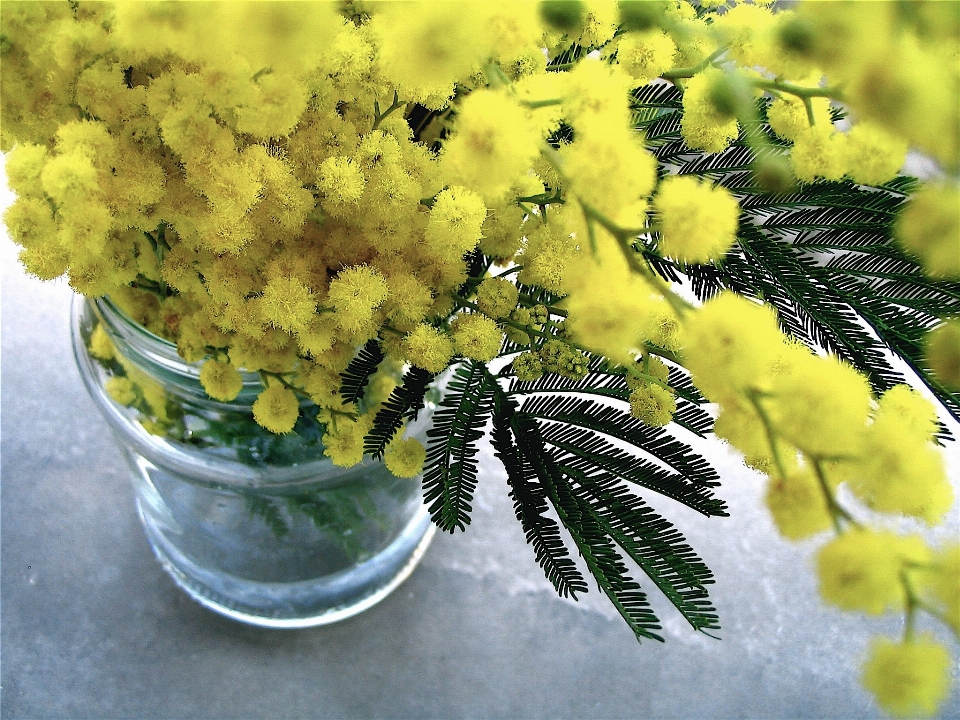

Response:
(2, 180), (958, 719)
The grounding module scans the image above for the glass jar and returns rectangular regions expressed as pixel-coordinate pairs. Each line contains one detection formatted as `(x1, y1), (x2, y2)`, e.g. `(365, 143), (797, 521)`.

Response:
(70, 295), (435, 628)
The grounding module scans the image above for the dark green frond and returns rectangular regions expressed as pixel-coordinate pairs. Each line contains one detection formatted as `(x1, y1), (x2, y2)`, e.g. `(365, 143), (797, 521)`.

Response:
(561, 465), (719, 633)
(364, 366), (436, 458)
(521, 395), (724, 500)
(536, 418), (726, 517)
(339, 338), (384, 405)
(512, 413), (664, 642)
(422, 361), (497, 532)
(490, 391), (588, 598)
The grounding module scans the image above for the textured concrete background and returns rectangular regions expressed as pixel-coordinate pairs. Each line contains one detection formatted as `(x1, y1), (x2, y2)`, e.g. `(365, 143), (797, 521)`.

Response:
(2, 179), (959, 718)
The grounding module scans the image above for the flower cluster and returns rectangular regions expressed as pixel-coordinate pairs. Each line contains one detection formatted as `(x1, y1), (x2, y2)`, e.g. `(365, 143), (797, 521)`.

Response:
(3, 1), (958, 714)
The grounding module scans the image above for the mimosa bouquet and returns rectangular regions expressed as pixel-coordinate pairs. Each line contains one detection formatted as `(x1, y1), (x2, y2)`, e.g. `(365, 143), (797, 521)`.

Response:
(2, 0), (958, 714)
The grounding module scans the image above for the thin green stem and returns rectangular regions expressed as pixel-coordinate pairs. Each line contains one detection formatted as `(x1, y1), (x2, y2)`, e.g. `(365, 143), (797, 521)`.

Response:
(661, 47), (727, 80)
(371, 90), (406, 132)
(746, 390), (789, 481)
(811, 458), (862, 532)
(751, 78), (843, 101)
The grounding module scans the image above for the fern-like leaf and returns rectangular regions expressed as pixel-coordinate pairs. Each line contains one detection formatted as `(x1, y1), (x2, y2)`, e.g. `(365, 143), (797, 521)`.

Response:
(490, 390), (588, 598)
(561, 465), (719, 633)
(364, 366), (436, 458)
(422, 361), (496, 532)
(513, 414), (665, 642)
(521, 395), (725, 510)
(339, 338), (384, 405)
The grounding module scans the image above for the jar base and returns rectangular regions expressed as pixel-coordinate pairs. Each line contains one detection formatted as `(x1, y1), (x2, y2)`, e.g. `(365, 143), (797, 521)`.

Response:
(138, 499), (437, 629)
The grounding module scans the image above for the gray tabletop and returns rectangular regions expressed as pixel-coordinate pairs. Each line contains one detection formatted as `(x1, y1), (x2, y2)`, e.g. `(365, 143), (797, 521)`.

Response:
(2, 182), (959, 719)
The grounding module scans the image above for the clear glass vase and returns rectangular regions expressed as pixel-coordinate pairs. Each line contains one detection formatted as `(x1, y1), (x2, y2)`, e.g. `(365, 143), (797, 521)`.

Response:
(70, 295), (435, 628)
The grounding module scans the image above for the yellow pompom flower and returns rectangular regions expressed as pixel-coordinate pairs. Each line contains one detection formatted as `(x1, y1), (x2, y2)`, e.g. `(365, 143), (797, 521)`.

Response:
(845, 121), (907, 187)
(384, 437), (427, 478)
(768, 353), (872, 457)
(317, 156), (366, 215)
(322, 413), (374, 468)
(922, 544), (960, 634)
(764, 469), (832, 540)
(848, 411), (952, 525)
(681, 291), (785, 403)
(106, 376), (137, 406)
(512, 352), (543, 381)
(816, 530), (931, 615)
(259, 276), (317, 335)
(199, 359), (244, 403)
(653, 175), (739, 264)
(327, 265), (389, 336)
(766, 95), (831, 142)
(372, 1), (492, 105)
(424, 186), (488, 258)
(252, 385), (299, 434)
(4, 142), (48, 197)
(924, 319), (960, 390)
(88, 324), (115, 362)
(442, 89), (542, 202)
(790, 125), (850, 183)
(517, 213), (578, 293)
(875, 385), (939, 442)
(862, 635), (952, 718)
(628, 383), (676, 426)
(895, 184), (960, 279)
(616, 30), (676, 85)
(402, 324), (455, 374)
(476, 277), (519, 319)
(681, 69), (740, 154)
(563, 236), (662, 363)
(451, 313), (503, 362)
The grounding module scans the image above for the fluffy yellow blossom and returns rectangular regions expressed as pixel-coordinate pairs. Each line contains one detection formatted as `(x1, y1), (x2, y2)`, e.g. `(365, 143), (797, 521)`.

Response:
(563, 235), (662, 363)
(252, 384), (299, 435)
(384, 437), (427, 478)
(922, 544), (960, 634)
(895, 184), (960, 279)
(681, 292), (785, 403)
(628, 383), (675, 426)
(4, 142), (48, 197)
(848, 409), (952, 525)
(327, 266), (389, 336)
(562, 57), (634, 127)
(476, 277), (519, 319)
(317, 156), (366, 215)
(764, 469), (832, 540)
(88, 324), (116, 362)
(681, 69), (740, 154)
(442, 89), (542, 202)
(258, 276), (316, 335)
(106, 376), (137, 406)
(790, 124), (850, 183)
(512, 352), (543, 381)
(199, 360), (244, 403)
(862, 635), (952, 718)
(517, 212), (578, 293)
(817, 530), (931, 615)
(768, 353), (872, 458)
(616, 30), (676, 84)
(451, 313), (502, 362)
(924, 319), (960, 390)
(563, 116), (657, 218)
(845, 122), (907, 187)
(424, 187), (488, 258)
(653, 175), (739, 264)
(372, 2), (492, 106)
(766, 94), (831, 142)
(322, 413), (375, 468)
(402, 324), (455, 373)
